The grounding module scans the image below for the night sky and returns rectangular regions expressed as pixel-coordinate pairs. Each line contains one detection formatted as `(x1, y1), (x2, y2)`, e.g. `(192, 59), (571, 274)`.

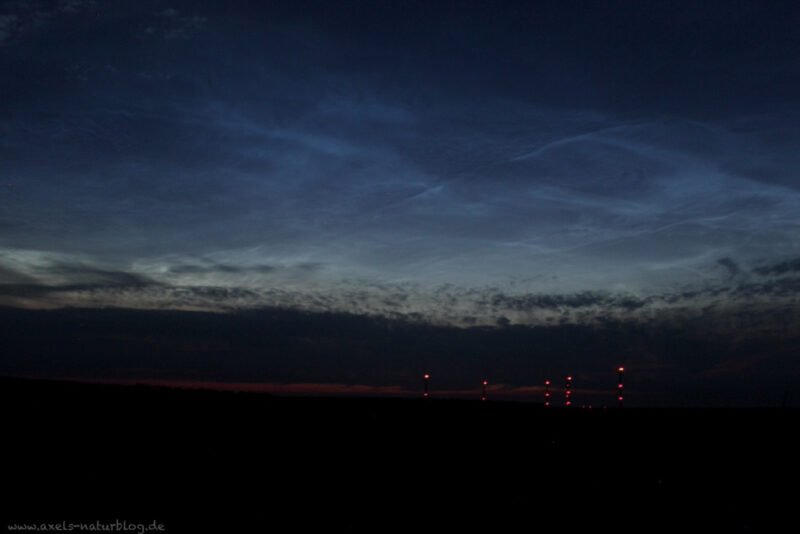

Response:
(2, 0), (800, 406)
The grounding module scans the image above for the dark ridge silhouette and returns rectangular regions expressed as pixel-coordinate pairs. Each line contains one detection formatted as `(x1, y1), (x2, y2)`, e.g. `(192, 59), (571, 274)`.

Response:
(3, 376), (797, 532)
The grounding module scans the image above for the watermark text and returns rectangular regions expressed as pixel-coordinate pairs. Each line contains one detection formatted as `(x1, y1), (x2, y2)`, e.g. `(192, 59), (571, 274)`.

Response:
(7, 520), (164, 534)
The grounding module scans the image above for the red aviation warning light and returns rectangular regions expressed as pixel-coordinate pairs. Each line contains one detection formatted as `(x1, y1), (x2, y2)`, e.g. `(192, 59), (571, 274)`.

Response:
(617, 367), (625, 407)
(565, 375), (573, 407)
(423, 374), (431, 398)
(481, 380), (488, 401)
(544, 379), (551, 407)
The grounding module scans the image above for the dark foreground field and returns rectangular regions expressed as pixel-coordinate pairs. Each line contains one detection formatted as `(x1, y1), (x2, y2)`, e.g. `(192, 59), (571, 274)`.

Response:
(3, 376), (798, 533)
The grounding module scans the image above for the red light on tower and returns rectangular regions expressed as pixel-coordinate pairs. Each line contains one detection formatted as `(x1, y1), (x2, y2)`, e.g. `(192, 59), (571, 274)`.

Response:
(544, 379), (551, 406)
(481, 380), (488, 401)
(617, 367), (625, 407)
(565, 375), (573, 407)
(423, 374), (431, 398)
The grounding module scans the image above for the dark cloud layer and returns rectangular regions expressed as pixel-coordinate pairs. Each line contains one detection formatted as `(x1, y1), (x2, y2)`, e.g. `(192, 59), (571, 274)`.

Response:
(0, 260), (157, 296)
(3, 254), (800, 328)
(753, 258), (800, 277)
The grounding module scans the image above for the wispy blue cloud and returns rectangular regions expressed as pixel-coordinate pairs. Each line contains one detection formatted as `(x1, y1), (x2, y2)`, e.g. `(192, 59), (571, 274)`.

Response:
(2, 1), (800, 326)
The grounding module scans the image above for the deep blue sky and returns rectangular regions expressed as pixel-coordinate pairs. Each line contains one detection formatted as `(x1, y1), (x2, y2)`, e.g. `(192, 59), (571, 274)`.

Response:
(2, 1), (800, 404)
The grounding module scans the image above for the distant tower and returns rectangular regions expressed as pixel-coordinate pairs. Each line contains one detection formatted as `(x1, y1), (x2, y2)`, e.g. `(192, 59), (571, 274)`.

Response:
(565, 376), (573, 406)
(481, 380), (488, 402)
(544, 380), (551, 407)
(617, 367), (624, 407)
(423, 374), (431, 398)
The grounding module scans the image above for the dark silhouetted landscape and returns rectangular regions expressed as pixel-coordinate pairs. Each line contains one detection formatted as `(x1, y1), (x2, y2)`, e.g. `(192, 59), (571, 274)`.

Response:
(4, 376), (797, 532)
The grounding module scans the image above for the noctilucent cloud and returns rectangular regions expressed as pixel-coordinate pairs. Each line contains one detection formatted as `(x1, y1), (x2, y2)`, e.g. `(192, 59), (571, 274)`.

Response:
(2, 0), (800, 327)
